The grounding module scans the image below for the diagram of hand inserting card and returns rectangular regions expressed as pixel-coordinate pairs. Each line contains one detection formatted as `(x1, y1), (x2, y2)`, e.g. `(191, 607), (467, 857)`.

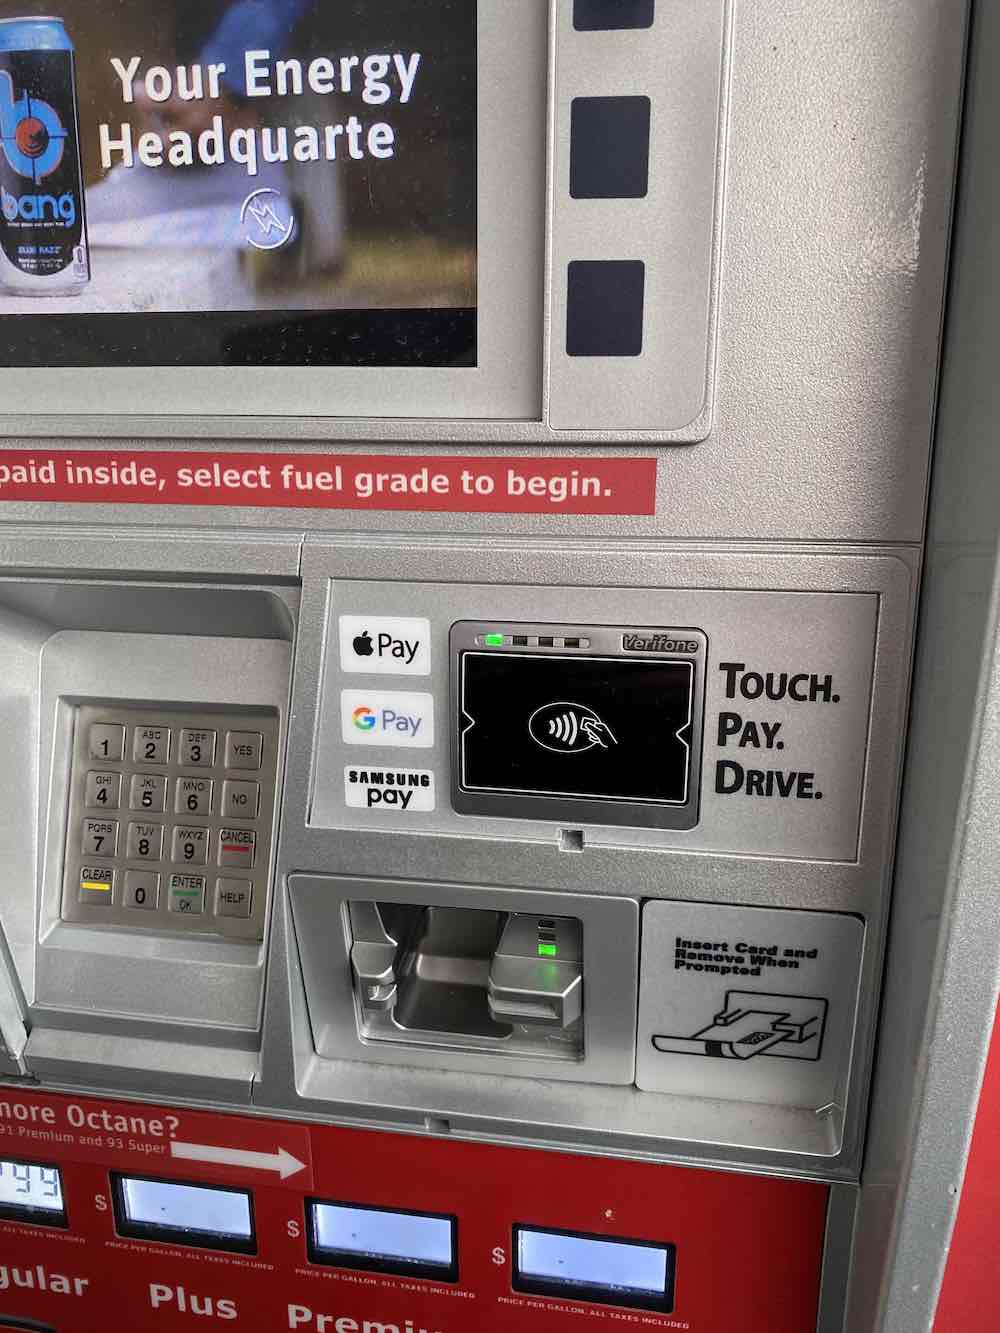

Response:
(651, 991), (829, 1062)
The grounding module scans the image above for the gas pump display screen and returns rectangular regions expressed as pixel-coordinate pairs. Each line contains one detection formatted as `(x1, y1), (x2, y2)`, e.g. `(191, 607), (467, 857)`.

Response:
(111, 1174), (256, 1253)
(0, 1158), (65, 1225)
(0, 0), (476, 367)
(458, 653), (696, 808)
(513, 1225), (676, 1313)
(307, 1200), (458, 1282)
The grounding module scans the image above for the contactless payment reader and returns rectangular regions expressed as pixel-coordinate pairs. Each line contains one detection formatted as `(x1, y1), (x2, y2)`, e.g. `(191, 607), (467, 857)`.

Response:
(452, 623), (706, 828)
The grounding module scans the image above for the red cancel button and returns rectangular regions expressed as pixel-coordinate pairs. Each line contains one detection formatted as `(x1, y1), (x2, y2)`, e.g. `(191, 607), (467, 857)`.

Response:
(218, 827), (256, 869)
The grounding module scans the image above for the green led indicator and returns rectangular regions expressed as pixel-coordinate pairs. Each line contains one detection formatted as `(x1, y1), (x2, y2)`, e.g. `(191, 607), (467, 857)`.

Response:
(538, 942), (558, 957)
(485, 633), (505, 647)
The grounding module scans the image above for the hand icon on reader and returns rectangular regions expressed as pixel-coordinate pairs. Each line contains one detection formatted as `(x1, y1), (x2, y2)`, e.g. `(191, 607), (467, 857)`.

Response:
(652, 991), (829, 1062)
(579, 714), (616, 750)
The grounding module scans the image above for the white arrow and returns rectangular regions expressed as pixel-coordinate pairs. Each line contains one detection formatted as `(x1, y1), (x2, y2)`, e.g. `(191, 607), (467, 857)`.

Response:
(170, 1140), (306, 1180)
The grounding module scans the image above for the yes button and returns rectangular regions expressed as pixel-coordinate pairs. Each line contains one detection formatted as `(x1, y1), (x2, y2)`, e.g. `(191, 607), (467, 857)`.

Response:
(341, 689), (434, 748)
(339, 615), (432, 675)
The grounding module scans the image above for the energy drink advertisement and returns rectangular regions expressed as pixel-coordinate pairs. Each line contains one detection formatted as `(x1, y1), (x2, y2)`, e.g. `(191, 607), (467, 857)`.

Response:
(0, 17), (89, 293)
(0, 1), (476, 369)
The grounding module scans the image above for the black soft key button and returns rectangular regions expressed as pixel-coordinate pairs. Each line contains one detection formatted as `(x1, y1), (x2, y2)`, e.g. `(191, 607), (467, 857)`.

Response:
(458, 652), (694, 807)
(571, 97), (651, 199)
(566, 260), (645, 357)
(574, 0), (655, 31)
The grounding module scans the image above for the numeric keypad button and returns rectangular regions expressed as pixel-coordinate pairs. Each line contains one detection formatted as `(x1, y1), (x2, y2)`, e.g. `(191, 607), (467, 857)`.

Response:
(127, 822), (163, 861)
(85, 771), (122, 811)
(88, 723), (124, 762)
(178, 728), (216, 767)
(82, 818), (118, 857)
(133, 725), (170, 764)
(172, 825), (209, 866)
(175, 777), (213, 816)
(124, 871), (159, 910)
(130, 774), (167, 813)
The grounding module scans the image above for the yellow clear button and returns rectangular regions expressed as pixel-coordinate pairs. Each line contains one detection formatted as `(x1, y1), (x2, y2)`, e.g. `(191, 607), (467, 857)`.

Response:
(79, 865), (114, 906)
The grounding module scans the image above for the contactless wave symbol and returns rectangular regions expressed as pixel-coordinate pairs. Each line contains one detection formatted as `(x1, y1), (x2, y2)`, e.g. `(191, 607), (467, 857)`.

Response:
(528, 701), (617, 755)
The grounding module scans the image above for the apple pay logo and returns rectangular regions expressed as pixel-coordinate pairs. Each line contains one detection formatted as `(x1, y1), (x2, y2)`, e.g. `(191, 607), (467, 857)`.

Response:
(340, 615), (432, 676)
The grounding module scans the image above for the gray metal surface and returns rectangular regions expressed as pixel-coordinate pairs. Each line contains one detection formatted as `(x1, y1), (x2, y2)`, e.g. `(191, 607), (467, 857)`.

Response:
(227, 540), (915, 1179)
(548, 0), (731, 432)
(0, 0), (966, 549)
(308, 566), (895, 861)
(839, 2), (1000, 1326)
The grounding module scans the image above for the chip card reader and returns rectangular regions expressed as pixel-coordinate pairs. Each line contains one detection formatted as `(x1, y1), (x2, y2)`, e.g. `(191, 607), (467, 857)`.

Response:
(488, 915), (583, 1028)
(346, 901), (585, 1058)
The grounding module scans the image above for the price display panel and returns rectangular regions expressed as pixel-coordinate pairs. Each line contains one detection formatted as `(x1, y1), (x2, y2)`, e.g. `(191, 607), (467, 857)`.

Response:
(512, 1224), (676, 1313)
(110, 1173), (256, 1254)
(0, 1157), (66, 1227)
(307, 1199), (458, 1283)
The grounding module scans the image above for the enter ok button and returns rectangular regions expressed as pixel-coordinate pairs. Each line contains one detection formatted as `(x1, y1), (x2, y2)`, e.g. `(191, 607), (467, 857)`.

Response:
(223, 780), (260, 820)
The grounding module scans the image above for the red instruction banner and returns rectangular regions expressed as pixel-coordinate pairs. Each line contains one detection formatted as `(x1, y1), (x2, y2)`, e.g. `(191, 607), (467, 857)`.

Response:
(0, 451), (657, 515)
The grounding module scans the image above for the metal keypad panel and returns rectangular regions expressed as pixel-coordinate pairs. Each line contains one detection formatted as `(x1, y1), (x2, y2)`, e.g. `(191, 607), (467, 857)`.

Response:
(61, 703), (280, 941)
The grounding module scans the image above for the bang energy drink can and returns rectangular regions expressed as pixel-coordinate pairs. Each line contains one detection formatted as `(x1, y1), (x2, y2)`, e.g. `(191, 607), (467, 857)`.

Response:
(0, 16), (88, 294)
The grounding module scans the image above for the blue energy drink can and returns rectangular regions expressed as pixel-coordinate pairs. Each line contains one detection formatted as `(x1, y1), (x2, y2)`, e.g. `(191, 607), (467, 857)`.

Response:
(0, 16), (89, 294)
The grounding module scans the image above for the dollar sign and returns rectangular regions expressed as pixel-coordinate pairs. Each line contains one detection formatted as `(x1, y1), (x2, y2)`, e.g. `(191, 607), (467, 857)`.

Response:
(492, 1246), (507, 1266)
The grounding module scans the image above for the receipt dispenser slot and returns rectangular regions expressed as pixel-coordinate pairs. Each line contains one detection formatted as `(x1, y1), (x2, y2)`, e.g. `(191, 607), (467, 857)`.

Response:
(349, 902), (584, 1059)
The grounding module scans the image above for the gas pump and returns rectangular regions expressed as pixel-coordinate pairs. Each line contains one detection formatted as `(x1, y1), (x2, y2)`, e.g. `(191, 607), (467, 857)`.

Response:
(0, 3), (991, 1331)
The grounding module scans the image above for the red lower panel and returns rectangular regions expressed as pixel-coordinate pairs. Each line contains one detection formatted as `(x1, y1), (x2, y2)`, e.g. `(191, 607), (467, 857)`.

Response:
(0, 1088), (827, 1333)
(933, 997), (1000, 1332)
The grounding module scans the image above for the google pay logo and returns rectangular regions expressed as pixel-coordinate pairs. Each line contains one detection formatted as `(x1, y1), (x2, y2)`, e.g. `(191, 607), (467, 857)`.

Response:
(342, 690), (435, 750)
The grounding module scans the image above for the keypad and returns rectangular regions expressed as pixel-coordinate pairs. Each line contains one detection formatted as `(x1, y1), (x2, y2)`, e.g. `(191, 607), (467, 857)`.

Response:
(61, 704), (280, 942)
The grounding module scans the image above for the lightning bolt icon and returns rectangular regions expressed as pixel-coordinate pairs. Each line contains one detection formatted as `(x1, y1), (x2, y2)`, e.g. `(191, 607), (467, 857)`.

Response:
(248, 196), (288, 237)
(241, 189), (294, 250)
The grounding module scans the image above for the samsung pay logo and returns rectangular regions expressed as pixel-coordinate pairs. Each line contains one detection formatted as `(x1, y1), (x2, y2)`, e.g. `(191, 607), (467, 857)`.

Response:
(345, 765), (436, 812)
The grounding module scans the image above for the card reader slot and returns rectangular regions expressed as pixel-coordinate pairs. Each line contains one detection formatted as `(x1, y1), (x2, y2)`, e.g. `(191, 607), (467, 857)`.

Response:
(348, 903), (584, 1058)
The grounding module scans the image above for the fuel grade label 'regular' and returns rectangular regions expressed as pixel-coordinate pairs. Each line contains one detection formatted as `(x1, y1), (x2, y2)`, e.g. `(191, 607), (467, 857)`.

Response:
(452, 626), (707, 830)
